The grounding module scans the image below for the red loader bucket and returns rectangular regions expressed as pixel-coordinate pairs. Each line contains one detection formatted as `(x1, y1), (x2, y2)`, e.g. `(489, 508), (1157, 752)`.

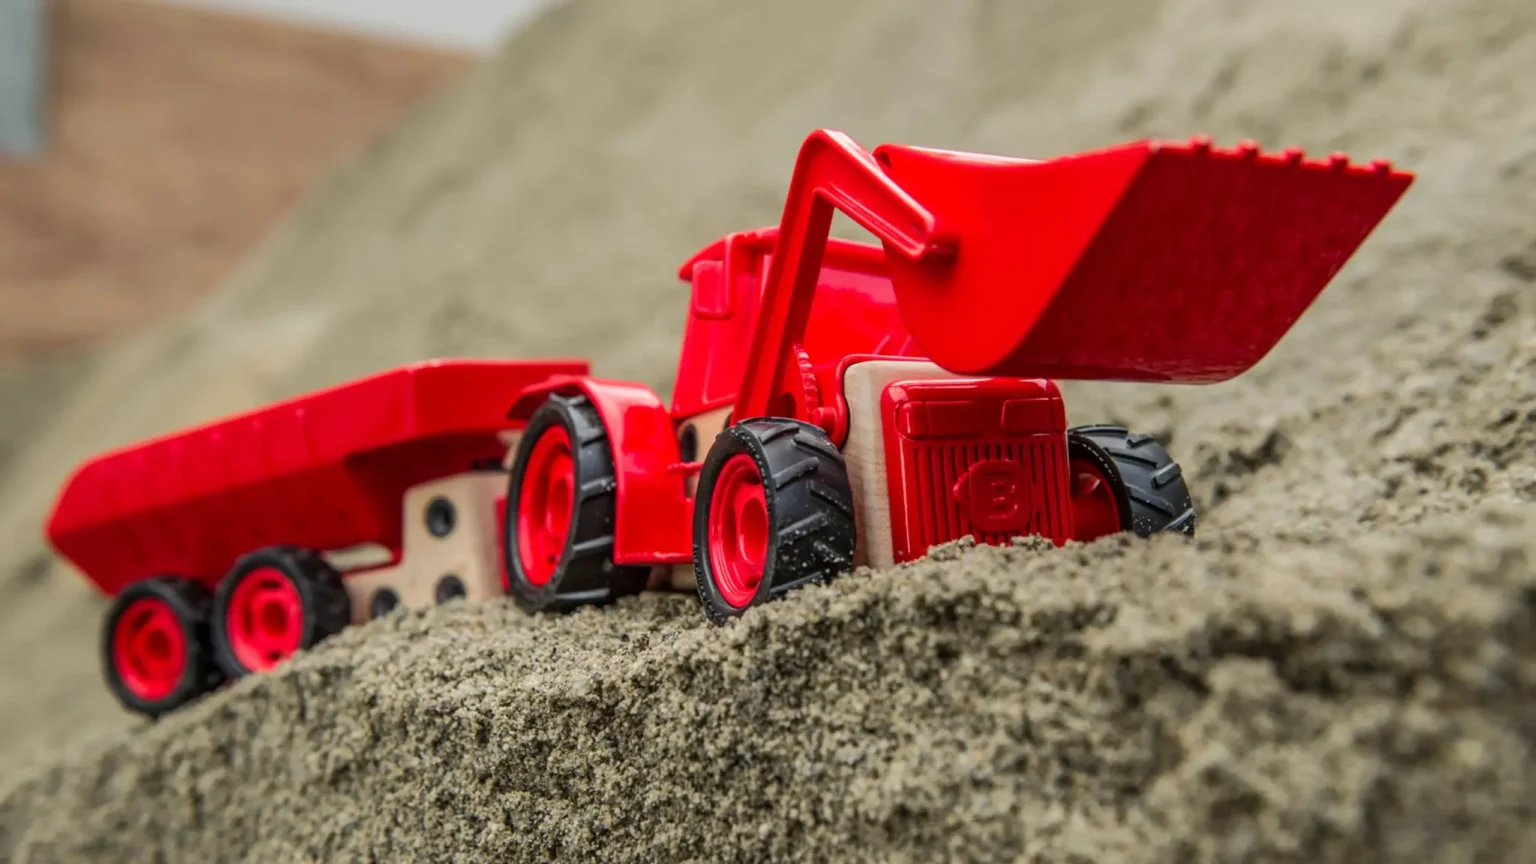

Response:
(873, 136), (1414, 383)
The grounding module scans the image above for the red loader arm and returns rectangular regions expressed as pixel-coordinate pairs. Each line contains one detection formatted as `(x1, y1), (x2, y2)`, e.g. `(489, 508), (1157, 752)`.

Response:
(734, 130), (1414, 427)
(731, 129), (958, 427)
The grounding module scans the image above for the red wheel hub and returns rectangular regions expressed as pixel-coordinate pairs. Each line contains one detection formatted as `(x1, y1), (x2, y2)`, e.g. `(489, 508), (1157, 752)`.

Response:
(225, 567), (303, 672)
(708, 454), (771, 609)
(112, 597), (187, 701)
(518, 425), (576, 587)
(1069, 457), (1125, 541)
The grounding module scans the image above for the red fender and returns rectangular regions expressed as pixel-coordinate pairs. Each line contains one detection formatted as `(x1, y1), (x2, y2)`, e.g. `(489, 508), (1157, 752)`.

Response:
(509, 376), (692, 566)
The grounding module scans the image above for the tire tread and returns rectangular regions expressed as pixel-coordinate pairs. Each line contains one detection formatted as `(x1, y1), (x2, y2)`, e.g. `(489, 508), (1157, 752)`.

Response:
(693, 418), (856, 625)
(1068, 425), (1196, 538)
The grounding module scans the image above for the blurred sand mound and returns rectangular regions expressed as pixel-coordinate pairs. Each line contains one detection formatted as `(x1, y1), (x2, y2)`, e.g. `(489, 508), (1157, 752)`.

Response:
(1, 0), (1534, 860)
(0, 0), (466, 523)
(0, 0), (465, 364)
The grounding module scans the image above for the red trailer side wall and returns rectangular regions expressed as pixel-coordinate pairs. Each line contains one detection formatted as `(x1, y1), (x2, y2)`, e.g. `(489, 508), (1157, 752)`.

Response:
(46, 359), (586, 596)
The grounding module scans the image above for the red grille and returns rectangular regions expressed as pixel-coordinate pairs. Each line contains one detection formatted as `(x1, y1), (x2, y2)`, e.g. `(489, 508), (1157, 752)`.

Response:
(881, 378), (1072, 563)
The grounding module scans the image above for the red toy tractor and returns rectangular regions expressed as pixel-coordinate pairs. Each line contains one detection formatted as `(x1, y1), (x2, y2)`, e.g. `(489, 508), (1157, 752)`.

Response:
(45, 130), (1413, 717)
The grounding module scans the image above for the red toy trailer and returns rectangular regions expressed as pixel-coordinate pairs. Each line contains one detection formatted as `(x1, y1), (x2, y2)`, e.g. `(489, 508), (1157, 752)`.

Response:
(46, 130), (1413, 717)
(46, 360), (583, 714)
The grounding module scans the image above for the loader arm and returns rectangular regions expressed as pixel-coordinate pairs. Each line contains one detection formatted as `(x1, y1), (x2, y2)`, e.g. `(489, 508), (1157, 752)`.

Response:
(731, 129), (956, 428)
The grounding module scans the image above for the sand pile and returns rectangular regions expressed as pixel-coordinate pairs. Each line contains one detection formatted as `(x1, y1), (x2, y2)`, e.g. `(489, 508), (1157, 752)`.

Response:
(1, 0), (1533, 860)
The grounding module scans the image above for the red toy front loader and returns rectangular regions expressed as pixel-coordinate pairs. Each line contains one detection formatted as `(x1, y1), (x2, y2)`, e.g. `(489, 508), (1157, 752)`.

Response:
(502, 129), (1412, 623)
(46, 129), (1412, 717)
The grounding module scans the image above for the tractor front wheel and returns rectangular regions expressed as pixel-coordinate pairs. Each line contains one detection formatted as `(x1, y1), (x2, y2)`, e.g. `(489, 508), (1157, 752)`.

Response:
(1067, 424), (1196, 541)
(692, 418), (856, 625)
(502, 393), (649, 612)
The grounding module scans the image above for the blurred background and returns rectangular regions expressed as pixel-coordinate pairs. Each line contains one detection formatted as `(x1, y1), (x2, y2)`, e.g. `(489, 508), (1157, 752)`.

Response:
(0, 0), (513, 409)
(169, 0), (556, 50)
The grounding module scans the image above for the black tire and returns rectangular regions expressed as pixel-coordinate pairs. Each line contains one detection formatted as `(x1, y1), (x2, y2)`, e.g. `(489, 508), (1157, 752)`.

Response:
(502, 393), (650, 612)
(692, 417), (857, 625)
(210, 546), (352, 679)
(1067, 424), (1196, 537)
(102, 577), (225, 718)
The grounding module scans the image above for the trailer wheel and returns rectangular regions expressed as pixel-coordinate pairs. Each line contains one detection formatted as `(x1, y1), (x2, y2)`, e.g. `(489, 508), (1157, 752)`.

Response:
(692, 418), (856, 625)
(503, 393), (650, 612)
(101, 574), (222, 716)
(102, 577), (224, 718)
(1067, 425), (1196, 541)
(211, 546), (351, 678)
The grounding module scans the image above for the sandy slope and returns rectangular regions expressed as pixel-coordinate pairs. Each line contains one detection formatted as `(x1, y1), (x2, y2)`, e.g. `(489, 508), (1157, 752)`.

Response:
(0, 0), (1533, 860)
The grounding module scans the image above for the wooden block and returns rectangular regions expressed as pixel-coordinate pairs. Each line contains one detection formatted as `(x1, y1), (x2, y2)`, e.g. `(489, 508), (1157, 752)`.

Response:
(839, 359), (957, 571)
(340, 470), (507, 624)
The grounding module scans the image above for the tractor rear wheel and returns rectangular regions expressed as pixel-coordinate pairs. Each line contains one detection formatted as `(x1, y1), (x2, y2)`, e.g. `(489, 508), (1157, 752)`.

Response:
(502, 393), (649, 612)
(692, 418), (856, 625)
(103, 576), (225, 718)
(1067, 424), (1196, 541)
(211, 546), (351, 679)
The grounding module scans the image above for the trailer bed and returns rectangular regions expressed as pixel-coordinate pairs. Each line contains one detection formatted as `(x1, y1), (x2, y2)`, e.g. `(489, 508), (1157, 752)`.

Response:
(46, 359), (586, 595)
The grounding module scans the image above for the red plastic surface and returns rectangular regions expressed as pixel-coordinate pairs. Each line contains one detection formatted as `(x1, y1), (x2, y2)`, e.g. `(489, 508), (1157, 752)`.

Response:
(874, 136), (1414, 381)
(710, 128), (1411, 437)
(224, 566), (303, 671)
(706, 453), (769, 609)
(882, 378), (1073, 562)
(509, 376), (691, 566)
(1068, 458), (1124, 542)
(672, 231), (920, 420)
(728, 130), (956, 429)
(47, 359), (586, 596)
(516, 424), (575, 586)
(110, 596), (187, 701)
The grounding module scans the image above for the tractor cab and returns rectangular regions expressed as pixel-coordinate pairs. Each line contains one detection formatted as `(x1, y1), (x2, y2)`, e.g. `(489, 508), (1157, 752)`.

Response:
(668, 228), (924, 462)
